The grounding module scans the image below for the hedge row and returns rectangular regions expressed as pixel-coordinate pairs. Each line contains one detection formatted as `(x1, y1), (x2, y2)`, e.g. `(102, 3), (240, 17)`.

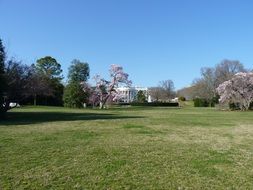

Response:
(130, 102), (179, 107)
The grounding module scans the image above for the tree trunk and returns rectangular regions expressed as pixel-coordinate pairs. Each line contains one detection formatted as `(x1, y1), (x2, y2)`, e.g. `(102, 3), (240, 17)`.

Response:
(99, 102), (104, 109)
(33, 94), (37, 106)
(99, 94), (110, 109)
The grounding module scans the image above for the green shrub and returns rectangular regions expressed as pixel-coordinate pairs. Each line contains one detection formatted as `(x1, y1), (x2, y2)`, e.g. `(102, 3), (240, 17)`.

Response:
(179, 96), (186, 101)
(193, 98), (209, 107)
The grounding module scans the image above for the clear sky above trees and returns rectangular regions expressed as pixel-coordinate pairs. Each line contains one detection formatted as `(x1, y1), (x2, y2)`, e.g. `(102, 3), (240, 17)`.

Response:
(1, 0), (253, 89)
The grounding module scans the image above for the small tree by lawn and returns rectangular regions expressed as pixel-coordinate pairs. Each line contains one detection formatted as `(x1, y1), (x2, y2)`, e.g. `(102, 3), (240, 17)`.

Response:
(217, 72), (253, 111)
(91, 64), (131, 109)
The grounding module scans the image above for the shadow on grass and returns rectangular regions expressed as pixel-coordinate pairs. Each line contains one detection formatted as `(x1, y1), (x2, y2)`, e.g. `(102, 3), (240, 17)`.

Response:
(0, 111), (144, 126)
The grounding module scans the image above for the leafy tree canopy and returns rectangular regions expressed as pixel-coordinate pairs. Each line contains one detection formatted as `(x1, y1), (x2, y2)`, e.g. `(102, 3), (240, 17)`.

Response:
(68, 59), (89, 83)
(36, 56), (63, 80)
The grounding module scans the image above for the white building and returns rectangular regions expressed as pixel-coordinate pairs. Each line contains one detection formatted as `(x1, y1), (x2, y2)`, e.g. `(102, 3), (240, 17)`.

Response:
(116, 86), (151, 103)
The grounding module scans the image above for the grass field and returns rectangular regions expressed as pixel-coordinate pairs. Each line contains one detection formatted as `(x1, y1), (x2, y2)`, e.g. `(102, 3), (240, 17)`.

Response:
(1, 105), (253, 189)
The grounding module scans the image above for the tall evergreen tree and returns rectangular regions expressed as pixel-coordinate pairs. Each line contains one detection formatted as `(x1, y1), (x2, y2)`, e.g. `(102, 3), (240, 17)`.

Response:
(68, 59), (90, 83)
(36, 56), (63, 80)
(35, 56), (64, 106)
(63, 60), (90, 108)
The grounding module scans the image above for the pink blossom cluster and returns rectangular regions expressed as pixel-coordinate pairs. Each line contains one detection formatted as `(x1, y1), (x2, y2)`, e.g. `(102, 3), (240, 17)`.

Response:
(90, 64), (131, 108)
(109, 64), (132, 86)
(217, 72), (253, 110)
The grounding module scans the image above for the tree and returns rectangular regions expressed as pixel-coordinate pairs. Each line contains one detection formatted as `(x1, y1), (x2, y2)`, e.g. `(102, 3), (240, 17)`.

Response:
(35, 56), (64, 106)
(68, 59), (89, 83)
(63, 82), (90, 108)
(215, 59), (246, 86)
(36, 56), (63, 80)
(159, 80), (175, 100)
(0, 38), (7, 115)
(0, 39), (32, 114)
(217, 72), (253, 111)
(200, 67), (216, 98)
(88, 87), (100, 108)
(63, 60), (90, 108)
(191, 67), (216, 103)
(0, 39), (5, 77)
(136, 90), (147, 103)
(186, 60), (246, 105)
(91, 64), (131, 109)
(24, 64), (53, 106)
(46, 78), (64, 106)
(5, 60), (29, 103)
(177, 86), (196, 100)
(148, 87), (164, 102)
(0, 58), (30, 114)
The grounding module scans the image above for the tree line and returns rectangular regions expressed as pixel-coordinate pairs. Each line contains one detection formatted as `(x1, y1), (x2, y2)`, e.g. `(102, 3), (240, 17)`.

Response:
(1, 37), (253, 114)
(0, 38), (177, 115)
(0, 39), (92, 117)
(177, 59), (253, 110)
(0, 38), (135, 116)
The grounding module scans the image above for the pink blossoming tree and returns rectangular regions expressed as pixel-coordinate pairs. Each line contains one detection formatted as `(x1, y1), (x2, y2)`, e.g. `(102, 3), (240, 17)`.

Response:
(90, 64), (131, 109)
(216, 72), (253, 110)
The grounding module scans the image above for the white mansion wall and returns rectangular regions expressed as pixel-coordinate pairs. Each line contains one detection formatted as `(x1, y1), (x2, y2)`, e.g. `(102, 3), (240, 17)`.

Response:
(116, 86), (149, 103)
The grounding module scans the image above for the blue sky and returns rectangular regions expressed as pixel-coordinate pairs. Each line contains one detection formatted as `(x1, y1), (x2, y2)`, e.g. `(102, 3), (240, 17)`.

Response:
(1, 0), (253, 89)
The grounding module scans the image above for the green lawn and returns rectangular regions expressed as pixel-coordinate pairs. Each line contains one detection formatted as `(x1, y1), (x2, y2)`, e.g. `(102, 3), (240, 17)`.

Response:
(1, 106), (253, 189)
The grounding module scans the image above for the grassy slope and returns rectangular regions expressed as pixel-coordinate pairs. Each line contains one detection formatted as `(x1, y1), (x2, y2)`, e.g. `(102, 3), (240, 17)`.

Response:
(1, 106), (253, 189)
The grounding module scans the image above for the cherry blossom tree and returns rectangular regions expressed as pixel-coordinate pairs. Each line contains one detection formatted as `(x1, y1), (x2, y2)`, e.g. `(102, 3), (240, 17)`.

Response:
(90, 64), (131, 109)
(217, 72), (253, 110)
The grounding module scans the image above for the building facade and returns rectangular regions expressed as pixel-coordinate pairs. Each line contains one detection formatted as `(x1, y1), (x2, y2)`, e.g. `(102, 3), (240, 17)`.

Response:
(116, 86), (151, 103)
